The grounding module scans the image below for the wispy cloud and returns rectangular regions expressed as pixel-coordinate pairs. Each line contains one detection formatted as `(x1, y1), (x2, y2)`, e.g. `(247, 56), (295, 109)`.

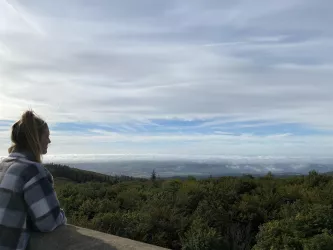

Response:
(1, 0), (333, 159)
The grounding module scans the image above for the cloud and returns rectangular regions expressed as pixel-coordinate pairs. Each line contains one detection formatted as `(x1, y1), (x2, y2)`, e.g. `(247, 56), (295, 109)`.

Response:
(1, 0), (333, 158)
(38, 130), (333, 158)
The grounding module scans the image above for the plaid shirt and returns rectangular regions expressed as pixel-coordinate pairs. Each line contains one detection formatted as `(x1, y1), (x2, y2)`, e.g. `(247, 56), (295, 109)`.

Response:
(0, 152), (66, 250)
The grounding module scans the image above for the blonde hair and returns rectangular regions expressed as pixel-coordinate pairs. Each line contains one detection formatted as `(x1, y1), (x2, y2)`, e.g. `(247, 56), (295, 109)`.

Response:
(8, 110), (48, 163)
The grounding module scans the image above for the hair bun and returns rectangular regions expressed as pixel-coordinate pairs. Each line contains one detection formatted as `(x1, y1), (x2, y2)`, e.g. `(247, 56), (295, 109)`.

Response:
(22, 110), (35, 119)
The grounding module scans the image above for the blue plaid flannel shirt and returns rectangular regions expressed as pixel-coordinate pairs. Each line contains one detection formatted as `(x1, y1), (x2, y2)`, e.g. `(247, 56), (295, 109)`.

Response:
(0, 152), (66, 250)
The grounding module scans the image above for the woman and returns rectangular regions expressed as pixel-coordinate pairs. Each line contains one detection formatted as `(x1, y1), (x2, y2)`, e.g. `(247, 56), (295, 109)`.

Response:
(0, 110), (66, 250)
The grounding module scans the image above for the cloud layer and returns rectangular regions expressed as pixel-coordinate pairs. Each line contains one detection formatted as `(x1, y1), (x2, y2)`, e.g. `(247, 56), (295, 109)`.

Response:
(1, 0), (333, 159)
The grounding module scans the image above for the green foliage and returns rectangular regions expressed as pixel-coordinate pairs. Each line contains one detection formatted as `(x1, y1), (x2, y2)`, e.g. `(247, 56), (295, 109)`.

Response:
(253, 203), (333, 250)
(181, 218), (228, 250)
(51, 164), (333, 250)
(303, 230), (333, 250)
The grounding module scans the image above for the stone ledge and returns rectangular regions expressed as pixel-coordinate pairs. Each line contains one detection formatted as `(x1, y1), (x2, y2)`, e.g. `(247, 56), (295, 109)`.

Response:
(30, 224), (170, 250)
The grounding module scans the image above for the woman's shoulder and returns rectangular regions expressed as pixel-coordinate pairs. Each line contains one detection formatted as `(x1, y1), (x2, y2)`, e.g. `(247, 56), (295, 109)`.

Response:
(3, 153), (47, 182)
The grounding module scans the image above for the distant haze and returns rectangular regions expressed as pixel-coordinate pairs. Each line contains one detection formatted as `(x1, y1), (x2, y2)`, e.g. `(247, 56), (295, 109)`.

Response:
(43, 154), (333, 178)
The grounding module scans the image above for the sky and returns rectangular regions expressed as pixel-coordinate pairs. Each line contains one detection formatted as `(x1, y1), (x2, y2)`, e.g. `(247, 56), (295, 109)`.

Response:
(1, 0), (333, 160)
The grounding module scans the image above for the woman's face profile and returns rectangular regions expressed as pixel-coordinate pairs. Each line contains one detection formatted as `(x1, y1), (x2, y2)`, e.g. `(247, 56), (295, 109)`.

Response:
(40, 127), (51, 155)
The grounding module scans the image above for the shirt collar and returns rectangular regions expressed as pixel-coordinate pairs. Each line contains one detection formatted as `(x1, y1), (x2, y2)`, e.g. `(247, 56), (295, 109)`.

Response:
(9, 150), (37, 162)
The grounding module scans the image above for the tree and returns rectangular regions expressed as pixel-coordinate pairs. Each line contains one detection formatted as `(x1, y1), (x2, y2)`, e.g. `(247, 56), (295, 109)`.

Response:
(181, 218), (228, 250)
(151, 169), (157, 181)
(253, 204), (333, 250)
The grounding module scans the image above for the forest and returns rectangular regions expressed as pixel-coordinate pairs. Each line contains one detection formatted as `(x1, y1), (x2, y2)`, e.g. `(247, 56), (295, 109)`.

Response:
(45, 163), (333, 250)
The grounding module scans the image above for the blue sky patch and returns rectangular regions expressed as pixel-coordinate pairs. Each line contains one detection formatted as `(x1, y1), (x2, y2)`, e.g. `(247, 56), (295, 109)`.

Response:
(48, 119), (333, 137)
(0, 120), (14, 126)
